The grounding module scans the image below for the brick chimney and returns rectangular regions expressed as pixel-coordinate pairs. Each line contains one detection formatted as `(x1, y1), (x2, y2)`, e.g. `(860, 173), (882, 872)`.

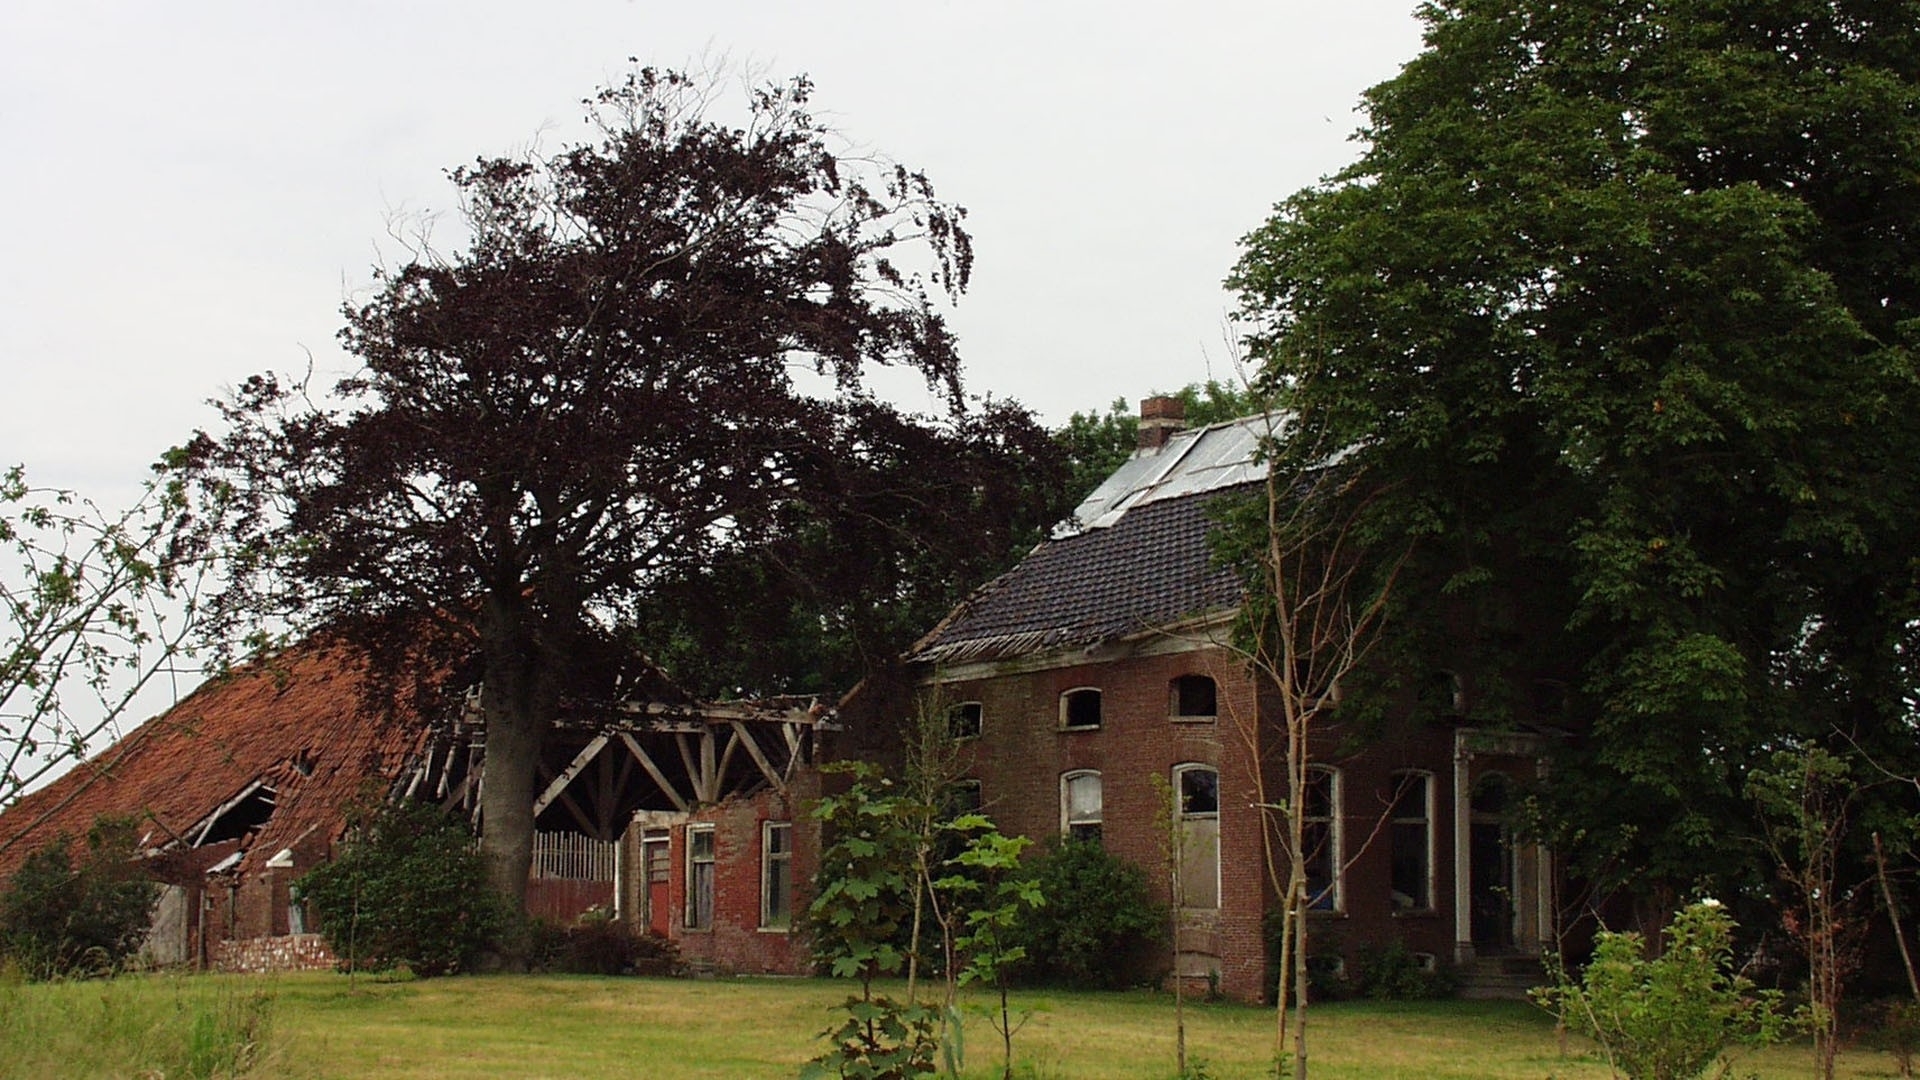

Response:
(1137, 395), (1186, 451)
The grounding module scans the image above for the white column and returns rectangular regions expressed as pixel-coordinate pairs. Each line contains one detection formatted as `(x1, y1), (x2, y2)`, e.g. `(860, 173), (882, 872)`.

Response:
(1452, 730), (1473, 964)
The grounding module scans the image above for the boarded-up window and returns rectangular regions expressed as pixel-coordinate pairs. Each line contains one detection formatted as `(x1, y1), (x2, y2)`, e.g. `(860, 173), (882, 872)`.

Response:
(1062, 771), (1103, 844)
(1175, 764), (1220, 909)
(686, 825), (715, 930)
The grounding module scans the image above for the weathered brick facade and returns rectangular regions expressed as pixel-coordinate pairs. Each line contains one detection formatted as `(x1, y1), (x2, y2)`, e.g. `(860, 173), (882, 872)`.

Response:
(636, 771), (820, 975)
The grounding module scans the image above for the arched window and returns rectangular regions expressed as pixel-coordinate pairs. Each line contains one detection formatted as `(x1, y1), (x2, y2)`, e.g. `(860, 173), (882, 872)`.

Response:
(1169, 675), (1218, 720)
(1061, 770), (1103, 843)
(1173, 764), (1220, 909)
(1389, 771), (1433, 911)
(1060, 687), (1103, 730)
(1302, 766), (1341, 911)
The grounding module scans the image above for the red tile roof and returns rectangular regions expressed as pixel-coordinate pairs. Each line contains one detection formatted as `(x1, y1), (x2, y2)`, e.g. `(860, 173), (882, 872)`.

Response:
(0, 634), (436, 880)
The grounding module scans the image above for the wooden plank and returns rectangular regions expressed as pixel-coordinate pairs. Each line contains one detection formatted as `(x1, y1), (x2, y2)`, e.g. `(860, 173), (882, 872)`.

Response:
(619, 733), (690, 813)
(730, 721), (786, 794)
(534, 734), (610, 817)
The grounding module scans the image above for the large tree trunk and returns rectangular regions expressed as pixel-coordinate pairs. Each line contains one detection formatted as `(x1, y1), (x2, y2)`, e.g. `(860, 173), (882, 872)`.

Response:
(477, 599), (563, 916)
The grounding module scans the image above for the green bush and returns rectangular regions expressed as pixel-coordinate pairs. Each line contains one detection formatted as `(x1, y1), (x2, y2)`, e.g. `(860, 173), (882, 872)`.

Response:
(1532, 900), (1791, 1080)
(1011, 838), (1164, 990)
(0, 816), (158, 980)
(1353, 940), (1452, 1001)
(295, 800), (503, 977)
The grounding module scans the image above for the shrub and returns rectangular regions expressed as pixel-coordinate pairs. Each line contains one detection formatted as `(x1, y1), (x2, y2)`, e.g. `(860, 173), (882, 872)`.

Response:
(1532, 900), (1791, 1080)
(1012, 838), (1164, 990)
(0, 816), (158, 980)
(1876, 999), (1920, 1079)
(1353, 940), (1452, 1001)
(295, 800), (503, 976)
(527, 913), (683, 976)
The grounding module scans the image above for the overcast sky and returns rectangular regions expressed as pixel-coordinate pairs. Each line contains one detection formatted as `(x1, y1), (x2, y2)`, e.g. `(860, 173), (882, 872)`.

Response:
(1, 1), (1427, 504)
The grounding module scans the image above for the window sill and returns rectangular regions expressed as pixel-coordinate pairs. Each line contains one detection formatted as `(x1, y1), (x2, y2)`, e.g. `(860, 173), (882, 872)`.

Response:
(1058, 725), (1101, 733)
(1170, 716), (1217, 724)
(757, 925), (792, 935)
(1392, 908), (1440, 919)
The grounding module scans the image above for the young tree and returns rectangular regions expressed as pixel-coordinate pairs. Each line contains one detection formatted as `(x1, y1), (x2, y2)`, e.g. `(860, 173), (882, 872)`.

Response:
(1213, 426), (1402, 1080)
(178, 66), (1042, 914)
(1, 467), (211, 815)
(1231, 0), (1920, 904)
(1748, 747), (1868, 1080)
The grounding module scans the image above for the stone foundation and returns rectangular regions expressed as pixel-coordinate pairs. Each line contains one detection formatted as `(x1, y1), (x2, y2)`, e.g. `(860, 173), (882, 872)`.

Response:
(211, 933), (336, 974)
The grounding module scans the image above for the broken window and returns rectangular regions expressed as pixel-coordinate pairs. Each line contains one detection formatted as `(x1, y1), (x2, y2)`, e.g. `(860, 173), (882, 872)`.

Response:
(761, 821), (792, 930)
(1061, 770), (1102, 844)
(1390, 771), (1433, 911)
(947, 701), (983, 740)
(1170, 675), (1218, 720)
(685, 825), (715, 930)
(1060, 687), (1102, 730)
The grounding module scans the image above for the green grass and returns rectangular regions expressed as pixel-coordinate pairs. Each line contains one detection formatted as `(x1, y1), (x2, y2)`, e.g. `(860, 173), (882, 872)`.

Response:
(0, 972), (1905, 1079)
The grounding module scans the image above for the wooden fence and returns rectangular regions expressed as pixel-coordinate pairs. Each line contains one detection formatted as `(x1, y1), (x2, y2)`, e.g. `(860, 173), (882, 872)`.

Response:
(532, 831), (618, 881)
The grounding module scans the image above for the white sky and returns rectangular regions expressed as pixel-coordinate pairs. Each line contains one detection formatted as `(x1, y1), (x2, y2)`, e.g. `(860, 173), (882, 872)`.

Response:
(0, 0), (1425, 503)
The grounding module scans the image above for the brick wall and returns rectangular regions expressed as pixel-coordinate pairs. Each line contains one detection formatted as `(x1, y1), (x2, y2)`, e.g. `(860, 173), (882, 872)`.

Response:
(934, 640), (1476, 1003)
(667, 771), (819, 975)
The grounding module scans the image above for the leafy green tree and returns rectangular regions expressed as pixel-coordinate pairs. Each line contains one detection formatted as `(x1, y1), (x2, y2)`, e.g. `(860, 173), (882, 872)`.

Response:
(934, 819), (1040, 1080)
(805, 761), (939, 1080)
(176, 65), (1039, 918)
(295, 800), (503, 977)
(0, 816), (158, 979)
(1230, 0), (1920, 900)
(1, 467), (214, 814)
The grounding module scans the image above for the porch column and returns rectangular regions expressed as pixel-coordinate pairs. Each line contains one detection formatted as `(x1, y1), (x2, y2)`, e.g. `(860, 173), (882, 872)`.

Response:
(1452, 730), (1472, 964)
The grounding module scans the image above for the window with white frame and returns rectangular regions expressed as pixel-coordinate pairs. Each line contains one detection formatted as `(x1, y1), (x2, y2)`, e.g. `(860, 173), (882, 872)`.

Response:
(1302, 766), (1340, 911)
(1060, 687), (1103, 729)
(686, 825), (715, 930)
(1389, 771), (1434, 911)
(1174, 764), (1220, 909)
(1061, 770), (1103, 843)
(761, 821), (792, 929)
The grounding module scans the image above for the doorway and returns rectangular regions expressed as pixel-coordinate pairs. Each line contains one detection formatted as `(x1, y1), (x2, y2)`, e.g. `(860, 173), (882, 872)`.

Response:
(1468, 773), (1515, 952)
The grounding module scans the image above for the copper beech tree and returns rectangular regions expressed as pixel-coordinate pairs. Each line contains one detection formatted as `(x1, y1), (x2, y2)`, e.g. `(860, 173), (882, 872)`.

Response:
(177, 66), (1059, 916)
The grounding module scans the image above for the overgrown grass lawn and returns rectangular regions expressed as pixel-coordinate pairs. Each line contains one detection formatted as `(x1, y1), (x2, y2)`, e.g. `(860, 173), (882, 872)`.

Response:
(2, 972), (1903, 1079)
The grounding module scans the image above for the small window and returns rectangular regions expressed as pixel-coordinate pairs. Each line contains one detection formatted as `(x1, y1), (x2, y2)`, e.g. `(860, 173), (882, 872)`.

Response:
(1302, 767), (1341, 911)
(947, 701), (983, 740)
(1060, 688), (1103, 729)
(1170, 675), (1218, 719)
(1062, 771), (1103, 843)
(685, 825), (715, 930)
(1389, 771), (1433, 912)
(761, 821), (792, 930)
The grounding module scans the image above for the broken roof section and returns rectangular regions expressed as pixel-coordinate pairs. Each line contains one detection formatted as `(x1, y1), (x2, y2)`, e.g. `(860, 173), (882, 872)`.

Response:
(911, 412), (1277, 667)
(0, 633), (434, 881)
